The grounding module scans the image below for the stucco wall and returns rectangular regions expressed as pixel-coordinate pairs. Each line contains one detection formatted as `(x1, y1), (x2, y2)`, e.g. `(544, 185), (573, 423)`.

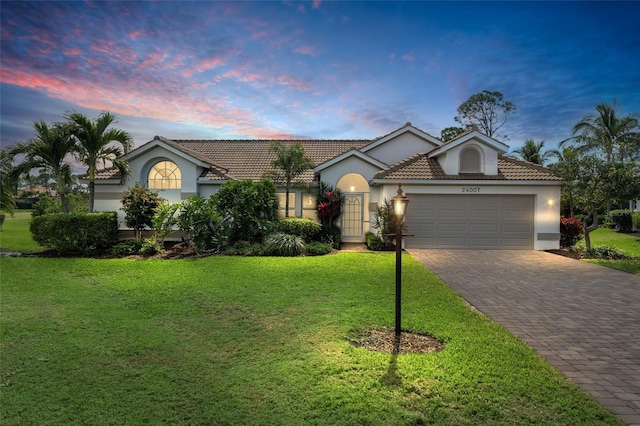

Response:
(365, 132), (439, 165)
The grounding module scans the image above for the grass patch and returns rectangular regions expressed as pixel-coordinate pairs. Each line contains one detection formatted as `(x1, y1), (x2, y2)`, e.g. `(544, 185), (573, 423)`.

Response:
(0, 210), (43, 253)
(1, 254), (621, 425)
(581, 228), (640, 274)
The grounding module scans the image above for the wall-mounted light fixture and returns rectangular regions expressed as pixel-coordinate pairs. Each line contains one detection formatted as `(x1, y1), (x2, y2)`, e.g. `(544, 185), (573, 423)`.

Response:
(350, 185), (356, 192)
(547, 198), (554, 206)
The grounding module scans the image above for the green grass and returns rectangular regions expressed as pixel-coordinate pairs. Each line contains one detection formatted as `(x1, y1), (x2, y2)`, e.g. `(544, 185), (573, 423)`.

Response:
(1, 254), (621, 425)
(0, 210), (43, 253)
(581, 227), (640, 274)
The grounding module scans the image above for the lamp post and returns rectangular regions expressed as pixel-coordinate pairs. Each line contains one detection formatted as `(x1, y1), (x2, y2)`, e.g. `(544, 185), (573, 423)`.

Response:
(393, 183), (409, 338)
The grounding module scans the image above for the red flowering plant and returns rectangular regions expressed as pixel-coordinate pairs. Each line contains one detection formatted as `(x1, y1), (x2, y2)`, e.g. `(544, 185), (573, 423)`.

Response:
(316, 183), (344, 228)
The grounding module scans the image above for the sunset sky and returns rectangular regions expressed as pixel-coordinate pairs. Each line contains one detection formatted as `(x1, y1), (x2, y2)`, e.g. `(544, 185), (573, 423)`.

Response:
(1, 1), (639, 153)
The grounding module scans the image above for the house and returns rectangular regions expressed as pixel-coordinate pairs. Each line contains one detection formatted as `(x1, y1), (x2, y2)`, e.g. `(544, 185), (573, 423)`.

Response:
(90, 123), (561, 250)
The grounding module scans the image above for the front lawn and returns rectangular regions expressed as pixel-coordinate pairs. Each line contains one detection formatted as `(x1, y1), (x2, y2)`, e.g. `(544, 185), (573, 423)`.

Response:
(581, 227), (640, 274)
(0, 210), (43, 253)
(1, 254), (621, 425)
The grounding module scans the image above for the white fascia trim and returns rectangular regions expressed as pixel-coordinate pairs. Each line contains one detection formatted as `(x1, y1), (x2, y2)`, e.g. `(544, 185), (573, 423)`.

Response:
(428, 131), (509, 157)
(361, 126), (441, 153)
(122, 139), (212, 168)
(369, 179), (561, 186)
(314, 149), (388, 173)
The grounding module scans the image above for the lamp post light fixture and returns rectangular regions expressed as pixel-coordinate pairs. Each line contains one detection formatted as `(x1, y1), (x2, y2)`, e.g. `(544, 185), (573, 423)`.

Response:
(393, 183), (409, 338)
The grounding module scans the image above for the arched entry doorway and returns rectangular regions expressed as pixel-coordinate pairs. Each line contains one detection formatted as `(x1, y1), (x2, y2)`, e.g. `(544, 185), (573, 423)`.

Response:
(337, 173), (369, 242)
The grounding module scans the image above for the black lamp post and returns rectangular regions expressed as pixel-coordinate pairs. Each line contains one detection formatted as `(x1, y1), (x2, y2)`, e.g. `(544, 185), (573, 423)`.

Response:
(393, 183), (409, 338)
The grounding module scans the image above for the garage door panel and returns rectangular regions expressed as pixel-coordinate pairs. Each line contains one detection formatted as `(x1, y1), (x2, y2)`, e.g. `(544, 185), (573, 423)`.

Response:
(469, 238), (499, 248)
(405, 194), (533, 249)
(471, 223), (500, 232)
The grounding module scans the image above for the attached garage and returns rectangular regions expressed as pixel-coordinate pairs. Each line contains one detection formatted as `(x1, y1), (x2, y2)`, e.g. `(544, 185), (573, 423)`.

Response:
(404, 194), (534, 249)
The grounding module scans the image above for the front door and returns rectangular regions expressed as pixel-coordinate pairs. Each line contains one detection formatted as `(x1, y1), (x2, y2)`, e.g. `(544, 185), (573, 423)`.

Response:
(342, 194), (363, 241)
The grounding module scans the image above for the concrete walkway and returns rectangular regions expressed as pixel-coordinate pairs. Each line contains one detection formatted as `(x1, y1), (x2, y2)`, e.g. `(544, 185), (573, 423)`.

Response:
(408, 249), (640, 425)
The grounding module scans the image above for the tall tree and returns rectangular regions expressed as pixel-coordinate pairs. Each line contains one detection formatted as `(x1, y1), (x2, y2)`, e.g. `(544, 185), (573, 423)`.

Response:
(454, 90), (516, 139)
(512, 139), (555, 165)
(440, 126), (466, 142)
(549, 146), (581, 217)
(263, 141), (314, 217)
(563, 102), (640, 212)
(9, 121), (76, 214)
(66, 111), (132, 212)
(567, 102), (640, 165)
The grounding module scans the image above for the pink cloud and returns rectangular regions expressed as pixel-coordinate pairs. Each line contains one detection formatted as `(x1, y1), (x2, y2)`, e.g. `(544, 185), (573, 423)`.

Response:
(275, 74), (309, 91)
(312, 0), (322, 10)
(294, 44), (317, 56)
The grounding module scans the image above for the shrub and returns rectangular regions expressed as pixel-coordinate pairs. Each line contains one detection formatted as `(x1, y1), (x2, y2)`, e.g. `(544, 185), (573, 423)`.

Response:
(305, 242), (332, 256)
(633, 211), (640, 230)
(110, 240), (143, 256)
(121, 183), (161, 241)
(140, 238), (163, 256)
(316, 182), (344, 228)
(32, 194), (88, 217)
(213, 180), (279, 244)
(152, 201), (180, 245)
(372, 198), (403, 248)
(365, 231), (386, 251)
(279, 217), (321, 242)
(583, 245), (631, 260)
(177, 195), (228, 253)
(609, 209), (633, 233)
(560, 218), (584, 248)
(317, 224), (342, 249)
(225, 241), (266, 256)
(264, 232), (305, 256)
(30, 212), (118, 255)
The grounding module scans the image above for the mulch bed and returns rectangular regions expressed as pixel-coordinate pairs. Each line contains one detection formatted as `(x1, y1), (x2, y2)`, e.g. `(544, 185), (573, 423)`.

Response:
(351, 329), (444, 354)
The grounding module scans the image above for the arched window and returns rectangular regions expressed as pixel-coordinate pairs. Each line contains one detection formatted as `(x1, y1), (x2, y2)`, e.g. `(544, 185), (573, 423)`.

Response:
(459, 147), (482, 173)
(148, 161), (181, 189)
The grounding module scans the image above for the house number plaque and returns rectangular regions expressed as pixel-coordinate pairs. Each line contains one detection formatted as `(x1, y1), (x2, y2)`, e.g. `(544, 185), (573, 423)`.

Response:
(462, 187), (481, 193)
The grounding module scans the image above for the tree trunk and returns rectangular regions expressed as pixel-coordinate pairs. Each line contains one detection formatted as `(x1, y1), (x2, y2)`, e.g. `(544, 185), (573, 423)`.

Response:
(57, 177), (69, 214)
(284, 182), (290, 218)
(88, 179), (95, 213)
(582, 208), (600, 250)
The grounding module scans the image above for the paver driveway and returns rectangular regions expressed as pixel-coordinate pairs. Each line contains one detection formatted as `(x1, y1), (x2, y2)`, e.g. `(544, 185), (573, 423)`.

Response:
(408, 249), (640, 426)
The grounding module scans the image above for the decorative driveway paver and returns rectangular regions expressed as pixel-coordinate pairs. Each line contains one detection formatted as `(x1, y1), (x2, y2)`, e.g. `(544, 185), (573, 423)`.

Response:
(408, 249), (640, 425)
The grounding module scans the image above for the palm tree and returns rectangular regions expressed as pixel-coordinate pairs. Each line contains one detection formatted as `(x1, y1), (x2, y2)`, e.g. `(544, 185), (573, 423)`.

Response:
(567, 102), (640, 165)
(66, 111), (132, 212)
(512, 139), (554, 165)
(263, 141), (314, 217)
(10, 121), (76, 214)
(1, 149), (17, 215)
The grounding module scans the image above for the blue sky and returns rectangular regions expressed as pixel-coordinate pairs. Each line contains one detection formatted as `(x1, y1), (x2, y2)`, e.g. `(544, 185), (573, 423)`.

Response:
(1, 1), (639, 153)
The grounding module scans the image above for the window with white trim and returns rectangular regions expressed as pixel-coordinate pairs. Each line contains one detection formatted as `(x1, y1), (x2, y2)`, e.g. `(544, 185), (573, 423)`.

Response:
(459, 147), (482, 173)
(148, 161), (181, 190)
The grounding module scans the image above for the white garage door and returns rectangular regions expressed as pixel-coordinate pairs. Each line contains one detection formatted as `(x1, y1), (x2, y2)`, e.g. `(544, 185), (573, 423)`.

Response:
(404, 194), (534, 249)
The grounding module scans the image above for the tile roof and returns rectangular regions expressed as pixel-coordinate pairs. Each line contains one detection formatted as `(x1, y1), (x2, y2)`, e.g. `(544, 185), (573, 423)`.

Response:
(375, 154), (561, 181)
(168, 139), (371, 182)
(85, 167), (122, 180)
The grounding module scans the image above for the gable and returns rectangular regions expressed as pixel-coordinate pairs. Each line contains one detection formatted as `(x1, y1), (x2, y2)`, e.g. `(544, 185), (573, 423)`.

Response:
(314, 150), (388, 184)
(428, 131), (508, 176)
(361, 123), (441, 165)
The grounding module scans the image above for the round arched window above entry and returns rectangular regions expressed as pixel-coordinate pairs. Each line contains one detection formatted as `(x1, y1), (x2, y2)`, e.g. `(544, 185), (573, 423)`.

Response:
(148, 161), (181, 190)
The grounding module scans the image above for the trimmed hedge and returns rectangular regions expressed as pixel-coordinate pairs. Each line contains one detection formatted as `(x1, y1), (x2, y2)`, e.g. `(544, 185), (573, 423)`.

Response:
(634, 211), (640, 230)
(30, 212), (119, 255)
(609, 209), (633, 233)
(279, 217), (322, 242)
(560, 218), (584, 248)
